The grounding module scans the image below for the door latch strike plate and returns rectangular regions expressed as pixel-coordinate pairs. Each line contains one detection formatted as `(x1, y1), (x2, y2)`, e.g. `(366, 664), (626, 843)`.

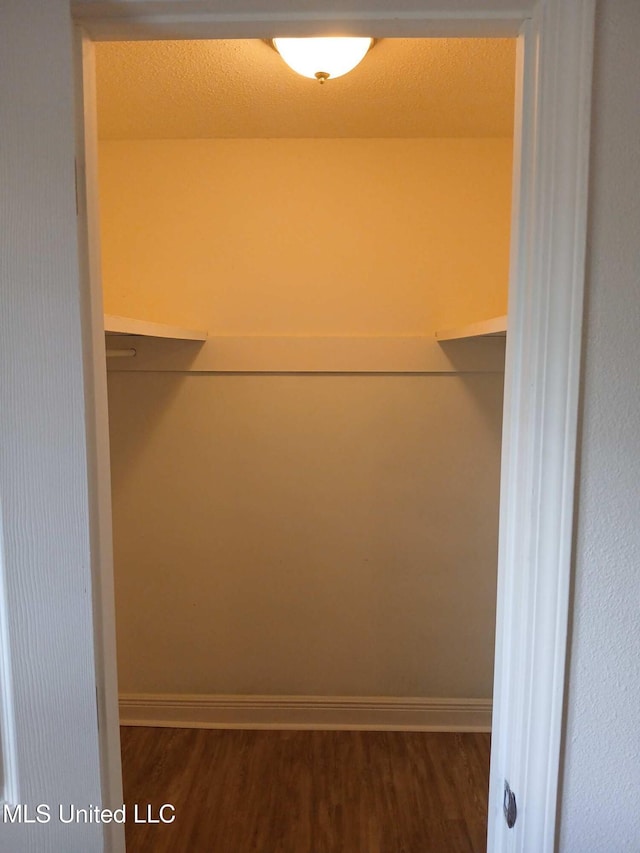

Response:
(504, 780), (517, 828)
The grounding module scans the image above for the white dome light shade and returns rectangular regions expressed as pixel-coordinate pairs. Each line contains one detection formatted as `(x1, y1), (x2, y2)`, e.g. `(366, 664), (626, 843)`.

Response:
(273, 37), (373, 83)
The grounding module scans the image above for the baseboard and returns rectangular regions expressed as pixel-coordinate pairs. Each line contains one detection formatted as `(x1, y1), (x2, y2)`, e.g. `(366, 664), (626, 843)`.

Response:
(119, 694), (492, 732)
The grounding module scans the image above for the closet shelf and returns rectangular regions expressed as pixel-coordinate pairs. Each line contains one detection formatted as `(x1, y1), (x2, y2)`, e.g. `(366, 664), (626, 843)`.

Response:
(104, 314), (208, 341)
(435, 314), (507, 341)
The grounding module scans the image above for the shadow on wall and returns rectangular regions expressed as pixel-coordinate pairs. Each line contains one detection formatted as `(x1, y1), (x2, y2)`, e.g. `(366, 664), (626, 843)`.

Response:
(106, 371), (504, 700)
(437, 339), (506, 431)
(106, 370), (186, 506)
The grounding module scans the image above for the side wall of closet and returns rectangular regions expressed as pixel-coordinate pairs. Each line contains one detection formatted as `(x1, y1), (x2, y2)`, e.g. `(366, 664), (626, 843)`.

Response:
(100, 137), (511, 703)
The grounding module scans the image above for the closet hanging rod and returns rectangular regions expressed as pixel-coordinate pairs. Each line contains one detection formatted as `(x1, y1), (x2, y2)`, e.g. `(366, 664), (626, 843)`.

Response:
(106, 348), (136, 359)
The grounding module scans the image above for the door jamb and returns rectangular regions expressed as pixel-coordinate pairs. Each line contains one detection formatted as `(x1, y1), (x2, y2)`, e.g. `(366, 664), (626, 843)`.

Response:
(489, 5), (595, 849)
(71, 3), (595, 850)
(73, 25), (125, 853)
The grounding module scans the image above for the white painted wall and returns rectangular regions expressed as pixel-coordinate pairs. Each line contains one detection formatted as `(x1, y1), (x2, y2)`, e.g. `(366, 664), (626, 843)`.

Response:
(99, 137), (510, 702)
(559, 1), (640, 850)
(0, 2), (107, 851)
(98, 138), (513, 335)
(107, 372), (504, 698)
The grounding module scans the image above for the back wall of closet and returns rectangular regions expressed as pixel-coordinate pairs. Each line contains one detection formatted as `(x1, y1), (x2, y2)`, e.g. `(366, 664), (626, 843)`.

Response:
(100, 136), (511, 710)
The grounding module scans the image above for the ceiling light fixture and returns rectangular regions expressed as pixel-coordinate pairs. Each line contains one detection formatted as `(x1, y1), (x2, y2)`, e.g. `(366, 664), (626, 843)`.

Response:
(272, 37), (373, 84)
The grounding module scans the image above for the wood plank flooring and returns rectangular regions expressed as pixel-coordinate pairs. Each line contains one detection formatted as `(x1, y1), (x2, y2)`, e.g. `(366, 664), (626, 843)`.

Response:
(120, 727), (490, 853)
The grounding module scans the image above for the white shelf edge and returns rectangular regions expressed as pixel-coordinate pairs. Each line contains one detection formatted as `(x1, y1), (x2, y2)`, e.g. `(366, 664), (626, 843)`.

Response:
(104, 314), (208, 341)
(435, 314), (508, 341)
(104, 335), (507, 374)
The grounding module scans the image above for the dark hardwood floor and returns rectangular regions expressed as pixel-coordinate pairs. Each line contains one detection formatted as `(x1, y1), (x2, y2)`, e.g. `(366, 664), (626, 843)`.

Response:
(120, 727), (490, 853)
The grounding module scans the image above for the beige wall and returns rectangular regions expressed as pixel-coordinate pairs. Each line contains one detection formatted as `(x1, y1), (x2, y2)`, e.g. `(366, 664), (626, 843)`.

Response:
(99, 138), (512, 334)
(100, 137), (509, 699)
(108, 372), (503, 697)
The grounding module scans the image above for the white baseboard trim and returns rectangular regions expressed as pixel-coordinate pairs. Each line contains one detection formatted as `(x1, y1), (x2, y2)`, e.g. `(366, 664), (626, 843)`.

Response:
(119, 694), (492, 732)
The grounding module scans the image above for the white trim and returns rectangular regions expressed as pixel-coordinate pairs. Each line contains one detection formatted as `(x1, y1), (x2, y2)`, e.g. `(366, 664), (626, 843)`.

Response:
(105, 314), (208, 341)
(436, 314), (508, 341)
(0, 504), (19, 806)
(119, 694), (492, 732)
(72, 1), (532, 40)
(73, 29), (126, 853)
(488, 3), (595, 852)
(106, 334), (506, 374)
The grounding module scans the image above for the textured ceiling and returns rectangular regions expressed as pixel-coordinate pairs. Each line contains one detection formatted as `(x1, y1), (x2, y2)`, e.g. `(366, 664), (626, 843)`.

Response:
(95, 38), (515, 139)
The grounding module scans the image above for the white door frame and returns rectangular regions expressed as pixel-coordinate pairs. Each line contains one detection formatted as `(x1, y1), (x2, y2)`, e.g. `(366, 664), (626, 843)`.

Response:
(73, 29), (125, 853)
(71, 2), (595, 850)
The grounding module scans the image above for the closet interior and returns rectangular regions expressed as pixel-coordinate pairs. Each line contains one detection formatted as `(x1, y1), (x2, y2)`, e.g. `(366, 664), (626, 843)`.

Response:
(95, 36), (514, 730)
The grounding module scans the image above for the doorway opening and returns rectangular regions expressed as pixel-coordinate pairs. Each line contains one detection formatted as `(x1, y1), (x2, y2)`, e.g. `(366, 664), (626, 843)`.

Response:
(92, 35), (514, 851)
